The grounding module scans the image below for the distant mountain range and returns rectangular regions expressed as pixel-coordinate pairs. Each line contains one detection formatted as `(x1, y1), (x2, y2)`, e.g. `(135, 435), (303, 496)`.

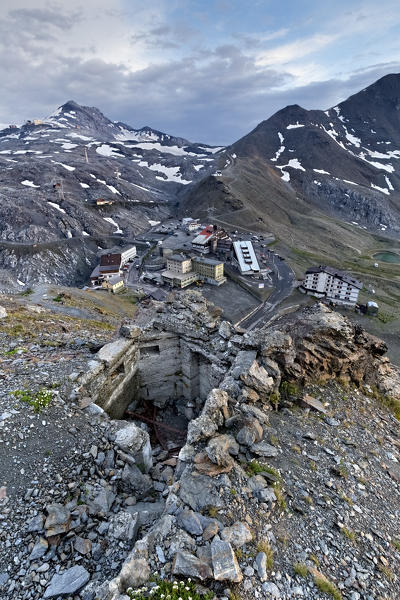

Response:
(1, 74), (400, 287)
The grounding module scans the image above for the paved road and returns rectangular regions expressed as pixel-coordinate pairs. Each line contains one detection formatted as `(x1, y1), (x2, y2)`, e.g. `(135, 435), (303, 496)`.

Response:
(239, 252), (295, 330)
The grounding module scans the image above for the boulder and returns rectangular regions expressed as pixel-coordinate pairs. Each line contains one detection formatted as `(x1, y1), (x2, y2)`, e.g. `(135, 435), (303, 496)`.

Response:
(0, 306), (7, 319)
(187, 389), (229, 444)
(120, 464), (153, 499)
(88, 489), (116, 516)
(251, 440), (278, 458)
(219, 320), (233, 340)
(256, 551), (268, 582)
(179, 471), (224, 511)
(43, 566), (90, 598)
(240, 361), (274, 395)
(205, 434), (239, 467)
(211, 539), (243, 582)
(221, 522), (253, 547)
(230, 350), (257, 379)
(29, 538), (48, 561)
(44, 504), (71, 537)
(118, 558), (150, 591)
(172, 551), (213, 581)
(177, 509), (204, 536)
(236, 419), (263, 446)
(113, 422), (153, 472)
(108, 511), (139, 542)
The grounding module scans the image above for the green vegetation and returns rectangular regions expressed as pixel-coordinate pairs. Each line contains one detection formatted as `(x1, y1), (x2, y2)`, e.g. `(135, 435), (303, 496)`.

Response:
(206, 506), (220, 518)
(273, 483), (287, 510)
(392, 539), (400, 551)
(127, 579), (213, 600)
(20, 287), (33, 296)
(378, 564), (394, 581)
(256, 539), (274, 570)
(279, 380), (301, 401)
(341, 526), (356, 541)
(313, 573), (342, 600)
(269, 390), (280, 411)
(12, 388), (53, 413)
(246, 460), (281, 480)
(293, 562), (308, 577)
(52, 293), (64, 303)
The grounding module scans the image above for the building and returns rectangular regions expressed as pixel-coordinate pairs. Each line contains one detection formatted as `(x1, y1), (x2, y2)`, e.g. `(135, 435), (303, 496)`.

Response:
(192, 257), (226, 286)
(120, 245), (137, 264)
(191, 225), (230, 254)
(300, 266), (363, 306)
(233, 241), (260, 275)
(90, 265), (102, 286)
(96, 198), (114, 206)
(167, 254), (192, 273)
(102, 275), (124, 293)
(181, 217), (200, 231)
(161, 270), (199, 288)
(99, 253), (122, 279)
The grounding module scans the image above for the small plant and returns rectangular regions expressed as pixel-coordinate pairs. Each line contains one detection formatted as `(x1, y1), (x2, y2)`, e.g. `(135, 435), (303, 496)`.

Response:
(206, 506), (220, 518)
(269, 435), (279, 447)
(257, 539), (274, 570)
(309, 460), (317, 472)
(127, 578), (213, 600)
(392, 539), (400, 551)
(230, 488), (237, 496)
(291, 444), (302, 454)
(246, 460), (281, 481)
(293, 562), (308, 577)
(309, 553), (320, 567)
(304, 494), (313, 505)
(312, 571), (342, 600)
(378, 564), (394, 581)
(12, 388), (53, 414)
(20, 287), (33, 296)
(273, 483), (287, 510)
(280, 380), (301, 401)
(234, 547), (243, 560)
(269, 391), (280, 411)
(52, 293), (64, 303)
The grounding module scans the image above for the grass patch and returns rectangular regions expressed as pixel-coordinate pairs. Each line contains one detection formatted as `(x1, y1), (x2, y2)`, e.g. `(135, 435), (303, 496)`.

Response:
(378, 564), (394, 581)
(256, 539), (274, 570)
(246, 460), (281, 480)
(293, 562), (308, 577)
(392, 539), (400, 551)
(312, 571), (342, 600)
(273, 483), (287, 510)
(341, 526), (356, 541)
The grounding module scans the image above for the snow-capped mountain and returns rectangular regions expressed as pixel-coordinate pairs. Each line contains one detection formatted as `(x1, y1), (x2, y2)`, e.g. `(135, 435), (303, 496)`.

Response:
(0, 100), (223, 285)
(215, 73), (400, 234)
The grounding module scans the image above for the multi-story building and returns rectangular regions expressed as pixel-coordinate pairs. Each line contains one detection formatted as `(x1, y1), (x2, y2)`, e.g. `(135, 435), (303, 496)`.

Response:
(300, 266), (363, 306)
(191, 225), (230, 254)
(120, 245), (136, 264)
(161, 270), (199, 288)
(166, 254), (192, 273)
(99, 253), (122, 280)
(233, 241), (260, 275)
(192, 257), (226, 286)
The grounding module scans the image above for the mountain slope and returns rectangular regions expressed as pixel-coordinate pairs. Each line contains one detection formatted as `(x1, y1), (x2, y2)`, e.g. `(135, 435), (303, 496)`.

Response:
(182, 73), (400, 237)
(0, 101), (222, 285)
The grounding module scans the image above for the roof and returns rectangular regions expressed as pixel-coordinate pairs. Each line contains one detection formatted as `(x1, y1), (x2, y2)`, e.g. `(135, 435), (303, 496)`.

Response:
(233, 240), (260, 273)
(99, 264), (121, 273)
(162, 270), (198, 281)
(148, 289), (167, 301)
(193, 256), (223, 266)
(192, 225), (214, 246)
(168, 254), (191, 262)
(90, 265), (101, 278)
(100, 253), (121, 267)
(367, 301), (378, 307)
(107, 275), (123, 285)
(306, 265), (363, 289)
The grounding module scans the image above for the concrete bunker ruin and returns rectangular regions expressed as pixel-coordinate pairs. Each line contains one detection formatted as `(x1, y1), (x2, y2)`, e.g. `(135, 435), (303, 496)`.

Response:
(80, 327), (225, 423)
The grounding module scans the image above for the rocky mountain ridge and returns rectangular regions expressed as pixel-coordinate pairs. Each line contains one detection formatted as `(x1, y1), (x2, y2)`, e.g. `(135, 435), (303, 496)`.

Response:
(182, 73), (400, 239)
(0, 101), (222, 286)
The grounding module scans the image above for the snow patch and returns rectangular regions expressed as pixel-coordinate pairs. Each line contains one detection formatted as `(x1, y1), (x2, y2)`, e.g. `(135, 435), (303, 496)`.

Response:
(148, 220), (161, 226)
(313, 169), (330, 175)
(286, 123), (304, 129)
(103, 216), (122, 234)
(96, 144), (125, 158)
(80, 182), (90, 189)
(371, 183), (389, 195)
(48, 202), (66, 214)
(21, 180), (40, 188)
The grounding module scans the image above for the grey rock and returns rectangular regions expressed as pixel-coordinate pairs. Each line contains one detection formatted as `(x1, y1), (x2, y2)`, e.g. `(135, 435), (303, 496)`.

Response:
(74, 536), (92, 555)
(26, 515), (44, 533)
(29, 537), (48, 561)
(177, 509), (204, 536)
(120, 464), (153, 499)
(113, 422), (153, 473)
(205, 434), (239, 467)
(179, 471), (224, 512)
(88, 489), (116, 516)
(43, 565), (90, 598)
(261, 581), (280, 598)
(230, 350), (257, 379)
(0, 306), (7, 319)
(44, 504), (71, 536)
(211, 539), (243, 582)
(256, 551), (268, 582)
(0, 573), (9, 586)
(172, 551), (213, 581)
(221, 522), (253, 547)
(251, 440), (278, 458)
(240, 360), (274, 395)
(108, 511), (139, 542)
(219, 321), (233, 340)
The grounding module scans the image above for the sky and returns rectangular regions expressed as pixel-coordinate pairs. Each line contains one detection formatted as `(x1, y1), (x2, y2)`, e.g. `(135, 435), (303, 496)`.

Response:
(0, 0), (399, 144)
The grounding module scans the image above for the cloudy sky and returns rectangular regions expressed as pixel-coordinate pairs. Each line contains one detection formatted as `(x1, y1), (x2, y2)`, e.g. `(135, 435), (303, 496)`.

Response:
(1, 0), (399, 144)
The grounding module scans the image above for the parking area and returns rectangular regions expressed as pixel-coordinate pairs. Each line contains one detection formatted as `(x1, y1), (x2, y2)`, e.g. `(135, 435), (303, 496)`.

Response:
(201, 279), (258, 324)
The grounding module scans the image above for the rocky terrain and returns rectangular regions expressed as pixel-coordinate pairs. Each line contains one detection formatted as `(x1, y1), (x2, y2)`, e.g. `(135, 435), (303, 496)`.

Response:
(0, 290), (399, 600)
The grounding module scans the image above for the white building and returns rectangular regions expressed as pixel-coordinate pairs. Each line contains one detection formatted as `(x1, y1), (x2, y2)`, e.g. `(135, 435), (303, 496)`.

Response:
(300, 266), (362, 306)
(166, 254), (192, 273)
(120, 245), (137, 264)
(233, 240), (260, 275)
